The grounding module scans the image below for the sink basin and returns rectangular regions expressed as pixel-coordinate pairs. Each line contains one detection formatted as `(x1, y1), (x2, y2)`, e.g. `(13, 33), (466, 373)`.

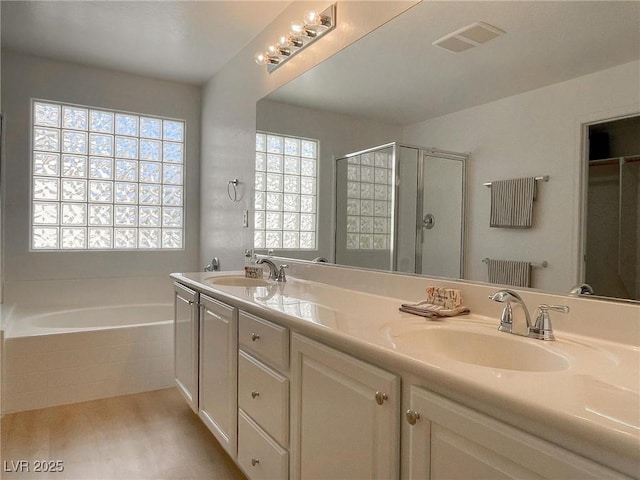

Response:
(390, 327), (570, 372)
(205, 275), (272, 287)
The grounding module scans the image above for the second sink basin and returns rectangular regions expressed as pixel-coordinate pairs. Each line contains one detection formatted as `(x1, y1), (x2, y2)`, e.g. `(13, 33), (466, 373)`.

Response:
(205, 275), (272, 287)
(389, 326), (570, 372)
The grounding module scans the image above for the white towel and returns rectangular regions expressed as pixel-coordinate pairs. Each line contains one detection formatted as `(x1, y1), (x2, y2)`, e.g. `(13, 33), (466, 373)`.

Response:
(490, 177), (536, 228)
(487, 259), (531, 288)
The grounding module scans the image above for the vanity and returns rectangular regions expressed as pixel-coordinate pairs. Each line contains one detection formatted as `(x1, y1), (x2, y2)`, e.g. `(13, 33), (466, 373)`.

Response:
(171, 263), (640, 480)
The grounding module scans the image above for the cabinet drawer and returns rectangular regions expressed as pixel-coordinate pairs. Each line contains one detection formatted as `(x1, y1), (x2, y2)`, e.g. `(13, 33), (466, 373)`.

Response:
(238, 409), (288, 480)
(238, 350), (289, 446)
(239, 311), (289, 371)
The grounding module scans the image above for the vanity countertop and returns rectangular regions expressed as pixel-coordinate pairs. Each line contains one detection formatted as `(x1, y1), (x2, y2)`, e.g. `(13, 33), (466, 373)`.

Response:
(171, 271), (640, 476)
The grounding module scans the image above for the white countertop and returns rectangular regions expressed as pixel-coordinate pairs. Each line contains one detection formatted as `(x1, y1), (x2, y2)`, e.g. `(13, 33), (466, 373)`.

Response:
(171, 271), (640, 477)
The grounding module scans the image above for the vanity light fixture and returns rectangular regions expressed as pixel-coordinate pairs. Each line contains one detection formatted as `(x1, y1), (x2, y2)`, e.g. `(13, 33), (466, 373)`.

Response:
(433, 22), (505, 53)
(255, 3), (336, 72)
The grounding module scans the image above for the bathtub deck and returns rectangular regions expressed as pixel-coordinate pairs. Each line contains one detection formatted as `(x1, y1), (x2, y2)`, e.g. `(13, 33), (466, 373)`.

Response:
(0, 387), (247, 480)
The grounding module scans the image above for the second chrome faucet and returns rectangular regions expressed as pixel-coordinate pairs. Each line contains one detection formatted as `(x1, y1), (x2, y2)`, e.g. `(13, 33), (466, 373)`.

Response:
(489, 289), (568, 341)
(256, 258), (288, 282)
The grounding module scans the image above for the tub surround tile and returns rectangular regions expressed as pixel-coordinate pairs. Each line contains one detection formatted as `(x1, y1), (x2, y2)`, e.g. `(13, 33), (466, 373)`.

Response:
(3, 275), (173, 308)
(3, 320), (173, 414)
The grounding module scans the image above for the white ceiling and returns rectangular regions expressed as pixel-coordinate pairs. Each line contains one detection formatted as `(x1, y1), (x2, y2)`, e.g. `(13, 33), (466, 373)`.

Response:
(1, 1), (292, 85)
(266, 1), (640, 125)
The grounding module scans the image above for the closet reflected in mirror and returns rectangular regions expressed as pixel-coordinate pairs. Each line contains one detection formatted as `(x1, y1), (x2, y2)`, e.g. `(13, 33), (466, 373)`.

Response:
(585, 115), (640, 301)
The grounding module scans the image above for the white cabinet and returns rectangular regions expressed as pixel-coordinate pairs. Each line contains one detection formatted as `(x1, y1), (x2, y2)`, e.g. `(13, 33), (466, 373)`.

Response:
(404, 385), (629, 480)
(238, 410), (289, 479)
(290, 333), (400, 480)
(173, 282), (199, 413)
(198, 294), (238, 458)
(237, 311), (290, 480)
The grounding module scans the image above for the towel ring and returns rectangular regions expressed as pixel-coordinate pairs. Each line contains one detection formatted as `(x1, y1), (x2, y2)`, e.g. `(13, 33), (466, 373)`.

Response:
(227, 179), (240, 202)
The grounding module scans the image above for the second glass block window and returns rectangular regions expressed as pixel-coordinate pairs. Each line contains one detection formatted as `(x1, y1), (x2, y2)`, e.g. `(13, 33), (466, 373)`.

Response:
(345, 149), (393, 250)
(31, 100), (185, 250)
(255, 132), (318, 250)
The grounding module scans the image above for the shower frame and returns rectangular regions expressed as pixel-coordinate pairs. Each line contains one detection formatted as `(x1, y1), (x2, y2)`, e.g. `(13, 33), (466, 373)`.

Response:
(335, 142), (467, 276)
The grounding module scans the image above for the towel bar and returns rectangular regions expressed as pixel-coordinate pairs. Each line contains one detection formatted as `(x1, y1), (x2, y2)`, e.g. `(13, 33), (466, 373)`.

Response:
(482, 257), (548, 268)
(483, 175), (549, 187)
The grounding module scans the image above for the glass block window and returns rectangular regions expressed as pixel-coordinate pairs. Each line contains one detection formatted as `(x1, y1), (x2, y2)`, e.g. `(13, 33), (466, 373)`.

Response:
(254, 132), (318, 250)
(345, 149), (393, 250)
(31, 100), (185, 250)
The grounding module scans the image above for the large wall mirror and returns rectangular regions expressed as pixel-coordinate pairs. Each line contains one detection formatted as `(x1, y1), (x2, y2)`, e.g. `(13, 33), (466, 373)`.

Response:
(256, 1), (640, 302)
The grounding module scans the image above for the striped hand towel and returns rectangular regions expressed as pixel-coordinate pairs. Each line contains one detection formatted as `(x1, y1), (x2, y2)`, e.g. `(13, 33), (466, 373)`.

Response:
(487, 259), (531, 288)
(490, 177), (536, 228)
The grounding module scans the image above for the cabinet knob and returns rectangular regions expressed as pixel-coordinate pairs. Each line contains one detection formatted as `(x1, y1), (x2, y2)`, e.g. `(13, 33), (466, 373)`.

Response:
(251, 390), (260, 399)
(406, 409), (421, 425)
(251, 458), (260, 467)
(251, 332), (260, 341)
(375, 391), (388, 405)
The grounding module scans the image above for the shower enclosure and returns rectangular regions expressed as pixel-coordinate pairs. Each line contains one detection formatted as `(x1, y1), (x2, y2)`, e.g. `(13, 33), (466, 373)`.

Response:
(335, 142), (467, 278)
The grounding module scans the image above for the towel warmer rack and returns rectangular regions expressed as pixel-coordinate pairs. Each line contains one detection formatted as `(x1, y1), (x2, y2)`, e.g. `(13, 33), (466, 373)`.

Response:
(482, 257), (548, 268)
(483, 175), (549, 187)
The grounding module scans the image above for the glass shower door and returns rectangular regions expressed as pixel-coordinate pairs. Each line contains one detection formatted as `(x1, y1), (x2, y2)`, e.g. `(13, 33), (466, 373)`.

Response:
(418, 152), (466, 279)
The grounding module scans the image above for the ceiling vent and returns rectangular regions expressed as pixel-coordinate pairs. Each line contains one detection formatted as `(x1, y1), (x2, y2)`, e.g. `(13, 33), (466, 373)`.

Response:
(433, 22), (505, 53)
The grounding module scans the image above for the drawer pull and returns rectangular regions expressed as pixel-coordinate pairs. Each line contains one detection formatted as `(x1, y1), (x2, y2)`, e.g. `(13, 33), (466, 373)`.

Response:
(251, 332), (260, 341)
(406, 409), (421, 425)
(251, 390), (260, 399)
(251, 458), (260, 467)
(375, 391), (388, 405)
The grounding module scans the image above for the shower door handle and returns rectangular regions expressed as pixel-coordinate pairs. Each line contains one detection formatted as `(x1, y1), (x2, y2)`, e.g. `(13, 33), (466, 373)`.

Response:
(420, 214), (435, 245)
(422, 214), (435, 229)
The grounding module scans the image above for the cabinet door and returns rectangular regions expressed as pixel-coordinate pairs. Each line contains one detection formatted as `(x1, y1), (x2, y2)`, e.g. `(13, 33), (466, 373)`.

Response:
(174, 282), (199, 413)
(199, 294), (238, 458)
(405, 385), (629, 480)
(290, 333), (400, 480)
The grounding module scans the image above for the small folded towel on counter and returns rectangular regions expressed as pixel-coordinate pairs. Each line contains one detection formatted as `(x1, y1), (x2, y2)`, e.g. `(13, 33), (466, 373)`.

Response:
(490, 177), (536, 228)
(400, 301), (470, 318)
(399, 286), (469, 318)
(487, 259), (531, 288)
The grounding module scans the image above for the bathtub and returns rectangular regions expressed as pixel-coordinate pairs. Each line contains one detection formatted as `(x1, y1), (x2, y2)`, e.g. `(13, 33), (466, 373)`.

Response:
(2, 303), (174, 413)
(20, 303), (172, 333)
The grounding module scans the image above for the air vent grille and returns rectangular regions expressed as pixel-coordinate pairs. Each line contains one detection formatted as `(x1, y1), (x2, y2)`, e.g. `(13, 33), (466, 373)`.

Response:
(433, 22), (505, 53)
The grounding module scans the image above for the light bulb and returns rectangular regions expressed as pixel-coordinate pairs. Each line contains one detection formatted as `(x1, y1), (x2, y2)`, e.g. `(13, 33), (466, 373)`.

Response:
(279, 34), (303, 49)
(304, 11), (320, 26)
(267, 45), (278, 56)
(254, 53), (267, 65)
(290, 21), (305, 36)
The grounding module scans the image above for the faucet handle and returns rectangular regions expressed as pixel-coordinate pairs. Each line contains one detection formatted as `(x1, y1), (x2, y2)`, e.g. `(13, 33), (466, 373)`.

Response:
(277, 264), (288, 282)
(530, 304), (569, 341)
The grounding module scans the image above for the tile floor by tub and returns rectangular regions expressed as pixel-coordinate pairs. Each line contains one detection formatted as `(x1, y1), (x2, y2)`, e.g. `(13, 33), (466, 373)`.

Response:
(0, 387), (246, 479)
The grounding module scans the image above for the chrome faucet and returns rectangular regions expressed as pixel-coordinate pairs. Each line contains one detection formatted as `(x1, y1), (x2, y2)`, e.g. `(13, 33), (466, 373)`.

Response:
(569, 283), (594, 296)
(488, 289), (532, 337)
(256, 258), (288, 282)
(489, 289), (569, 341)
(204, 257), (220, 272)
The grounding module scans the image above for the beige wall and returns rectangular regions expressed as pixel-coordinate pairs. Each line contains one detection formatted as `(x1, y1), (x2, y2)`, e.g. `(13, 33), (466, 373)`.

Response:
(1, 50), (201, 292)
(200, 1), (417, 271)
(402, 61), (640, 292)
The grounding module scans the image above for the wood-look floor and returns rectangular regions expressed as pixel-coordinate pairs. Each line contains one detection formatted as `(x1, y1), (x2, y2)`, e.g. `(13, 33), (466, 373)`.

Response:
(1, 388), (247, 479)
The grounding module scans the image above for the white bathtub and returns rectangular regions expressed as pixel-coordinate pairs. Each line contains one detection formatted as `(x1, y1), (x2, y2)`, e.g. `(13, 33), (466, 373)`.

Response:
(24, 303), (172, 332)
(3, 303), (174, 413)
